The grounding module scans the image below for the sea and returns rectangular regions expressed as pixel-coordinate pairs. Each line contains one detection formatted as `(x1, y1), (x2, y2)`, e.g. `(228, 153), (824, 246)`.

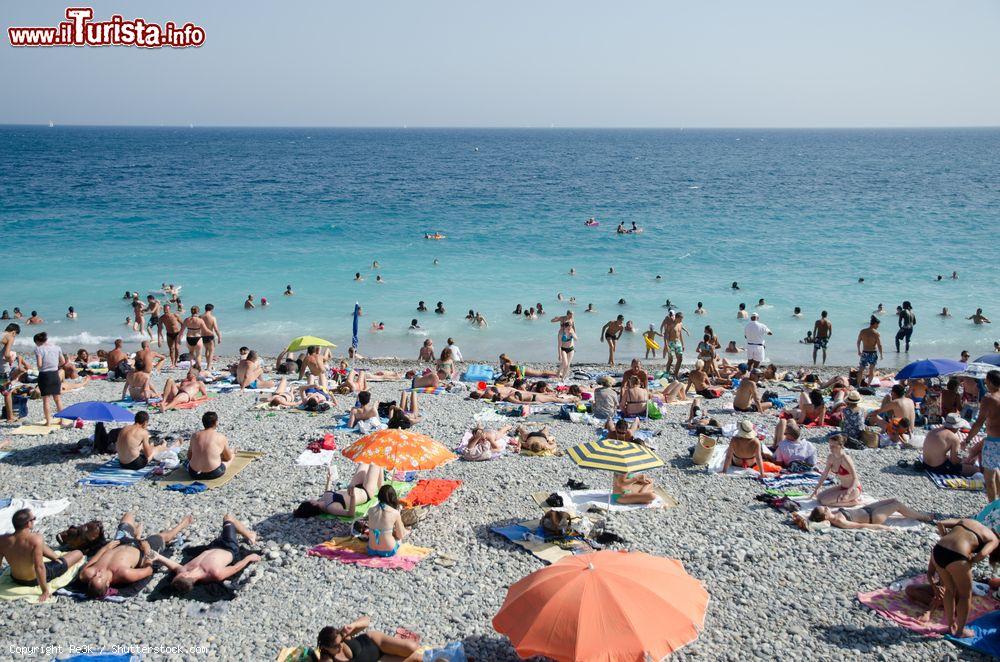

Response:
(1, 126), (998, 367)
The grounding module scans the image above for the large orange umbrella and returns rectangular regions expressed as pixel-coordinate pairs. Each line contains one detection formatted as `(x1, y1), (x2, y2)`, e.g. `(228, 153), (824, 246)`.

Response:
(493, 550), (708, 662)
(341, 429), (456, 471)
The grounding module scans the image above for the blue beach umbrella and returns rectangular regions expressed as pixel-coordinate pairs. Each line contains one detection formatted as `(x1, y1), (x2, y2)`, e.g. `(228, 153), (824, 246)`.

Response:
(352, 302), (361, 350)
(55, 401), (135, 423)
(973, 354), (1000, 367)
(895, 358), (966, 380)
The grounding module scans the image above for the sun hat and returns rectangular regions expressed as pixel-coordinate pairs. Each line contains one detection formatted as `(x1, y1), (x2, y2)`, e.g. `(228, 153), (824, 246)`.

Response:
(733, 420), (756, 440)
(944, 413), (969, 430)
(598, 376), (614, 387)
(845, 390), (862, 405)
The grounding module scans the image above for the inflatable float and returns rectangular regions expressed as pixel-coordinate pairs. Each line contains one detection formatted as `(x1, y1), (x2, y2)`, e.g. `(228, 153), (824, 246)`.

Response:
(644, 336), (660, 350)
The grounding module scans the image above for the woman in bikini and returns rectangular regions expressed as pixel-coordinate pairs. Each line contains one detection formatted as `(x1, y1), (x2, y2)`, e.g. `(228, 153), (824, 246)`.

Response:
(262, 378), (303, 408)
(612, 471), (656, 504)
(931, 518), (999, 638)
(158, 368), (208, 412)
(793, 389), (828, 426)
(620, 375), (649, 418)
(181, 306), (211, 366)
(315, 616), (422, 662)
(556, 320), (577, 381)
(810, 433), (862, 506)
(366, 484), (407, 557)
(293, 463), (382, 518)
(722, 420), (769, 478)
(796, 499), (934, 531)
(513, 425), (558, 454)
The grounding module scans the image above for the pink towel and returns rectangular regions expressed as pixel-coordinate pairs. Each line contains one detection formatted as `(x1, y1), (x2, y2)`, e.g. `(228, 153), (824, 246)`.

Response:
(858, 576), (999, 637)
(307, 536), (432, 571)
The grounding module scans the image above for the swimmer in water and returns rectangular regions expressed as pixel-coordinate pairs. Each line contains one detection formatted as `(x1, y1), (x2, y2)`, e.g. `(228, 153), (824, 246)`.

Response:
(372, 260), (380, 269)
(618, 298), (626, 306)
(409, 319), (421, 330)
(858, 277), (865, 283)
(375, 275), (384, 284)
(435, 302), (445, 315)
(417, 301), (427, 312)
(608, 267), (615, 275)
(793, 307), (802, 318)
(585, 303), (595, 313)
(284, 285), (294, 296)
(663, 299), (672, 309)
(695, 302), (706, 315)
(757, 298), (766, 308)
(655, 275), (662, 281)
(874, 303), (886, 316)
(952, 271), (959, 279)
(731, 281), (740, 290)
(354, 272), (363, 281)
(940, 307), (951, 317)
(433, 258), (439, 266)
(569, 268), (576, 276)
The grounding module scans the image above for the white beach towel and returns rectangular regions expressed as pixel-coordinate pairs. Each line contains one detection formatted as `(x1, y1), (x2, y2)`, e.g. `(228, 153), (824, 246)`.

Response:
(296, 449), (338, 467)
(0, 498), (71, 535)
(793, 495), (925, 531)
(553, 489), (663, 514)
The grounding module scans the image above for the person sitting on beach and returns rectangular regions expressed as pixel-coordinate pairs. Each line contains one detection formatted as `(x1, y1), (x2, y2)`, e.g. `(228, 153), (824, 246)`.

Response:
(811, 433), (862, 506)
(366, 485), (408, 557)
(436, 347), (455, 379)
(923, 414), (976, 476)
(135, 340), (166, 374)
(867, 383), (916, 432)
(591, 376), (619, 420)
(796, 499), (933, 532)
(0, 508), (85, 603)
(612, 470), (656, 505)
(348, 391), (379, 428)
(941, 377), (962, 418)
(605, 417), (639, 443)
(722, 420), (769, 478)
(122, 358), (159, 403)
(418, 339), (435, 362)
(619, 375), (649, 418)
(237, 351), (274, 391)
(106, 339), (131, 380)
(116, 411), (159, 471)
(185, 411), (234, 481)
(929, 518), (999, 638)
(79, 512), (193, 599)
(159, 368), (208, 412)
(733, 371), (772, 412)
(770, 419), (815, 469)
(512, 425), (558, 454)
(685, 360), (715, 398)
(621, 359), (648, 395)
(316, 617), (423, 662)
(151, 515), (261, 594)
(791, 389), (828, 426)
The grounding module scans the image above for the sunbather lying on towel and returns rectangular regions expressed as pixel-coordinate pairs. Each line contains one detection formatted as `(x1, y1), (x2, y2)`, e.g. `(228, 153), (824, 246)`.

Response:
(294, 463), (383, 518)
(316, 615), (422, 662)
(264, 378), (304, 408)
(302, 384), (336, 411)
(612, 471), (656, 505)
(793, 499), (933, 531)
(151, 514), (260, 594)
(387, 390), (422, 429)
(473, 384), (578, 404)
(79, 512), (192, 599)
(469, 425), (515, 453)
(512, 425), (558, 453)
(159, 368), (208, 412)
(0, 508), (85, 602)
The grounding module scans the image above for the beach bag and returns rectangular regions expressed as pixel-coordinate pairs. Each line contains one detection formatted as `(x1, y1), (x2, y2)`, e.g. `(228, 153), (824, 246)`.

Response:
(692, 435), (717, 465)
(56, 520), (106, 554)
(646, 401), (662, 419)
(861, 428), (880, 449)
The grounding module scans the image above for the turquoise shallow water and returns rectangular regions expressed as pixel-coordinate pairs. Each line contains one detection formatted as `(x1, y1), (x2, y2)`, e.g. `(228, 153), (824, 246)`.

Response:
(1, 126), (998, 365)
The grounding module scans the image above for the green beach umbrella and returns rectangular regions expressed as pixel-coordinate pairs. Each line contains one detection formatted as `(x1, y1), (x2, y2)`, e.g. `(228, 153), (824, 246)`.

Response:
(286, 335), (337, 353)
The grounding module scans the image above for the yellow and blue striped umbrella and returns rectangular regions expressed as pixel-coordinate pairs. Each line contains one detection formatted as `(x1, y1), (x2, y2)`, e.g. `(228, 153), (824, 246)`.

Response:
(566, 438), (664, 473)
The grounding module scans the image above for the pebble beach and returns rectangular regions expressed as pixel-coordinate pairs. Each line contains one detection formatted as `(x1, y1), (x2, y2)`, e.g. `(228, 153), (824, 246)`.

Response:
(0, 357), (988, 661)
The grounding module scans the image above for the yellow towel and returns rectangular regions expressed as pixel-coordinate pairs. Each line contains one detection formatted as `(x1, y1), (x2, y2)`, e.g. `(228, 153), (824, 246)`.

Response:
(0, 557), (83, 603)
(158, 450), (264, 489)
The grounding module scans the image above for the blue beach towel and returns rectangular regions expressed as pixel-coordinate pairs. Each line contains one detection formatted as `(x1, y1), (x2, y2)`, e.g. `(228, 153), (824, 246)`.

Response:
(78, 458), (157, 487)
(166, 482), (207, 494)
(945, 610), (1000, 657)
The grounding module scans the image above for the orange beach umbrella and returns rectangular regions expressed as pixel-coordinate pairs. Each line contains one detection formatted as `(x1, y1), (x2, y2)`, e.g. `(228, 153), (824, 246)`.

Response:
(492, 550), (708, 662)
(342, 429), (456, 471)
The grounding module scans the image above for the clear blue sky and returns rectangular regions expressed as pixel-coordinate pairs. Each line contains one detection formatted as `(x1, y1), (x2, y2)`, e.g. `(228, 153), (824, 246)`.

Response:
(2, 0), (999, 127)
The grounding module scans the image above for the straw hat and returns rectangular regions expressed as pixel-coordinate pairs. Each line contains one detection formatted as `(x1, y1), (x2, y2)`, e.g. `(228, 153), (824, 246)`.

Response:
(845, 390), (862, 406)
(598, 376), (614, 387)
(944, 413), (969, 430)
(733, 420), (756, 440)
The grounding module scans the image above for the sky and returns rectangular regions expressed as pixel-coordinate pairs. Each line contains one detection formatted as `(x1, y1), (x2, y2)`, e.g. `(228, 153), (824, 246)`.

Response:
(2, 0), (999, 127)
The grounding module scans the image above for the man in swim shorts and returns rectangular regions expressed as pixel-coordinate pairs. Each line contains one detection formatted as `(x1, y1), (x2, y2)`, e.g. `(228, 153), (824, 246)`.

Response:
(0, 508), (85, 602)
(856, 317), (883, 385)
(663, 311), (688, 377)
(159, 305), (183, 366)
(812, 310), (832, 366)
(922, 414), (975, 476)
(186, 411), (235, 480)
(966, 370), (1000, 500)
(152, 515), (260, 594)
(599, 315), (625, 366)
(117, 410), (157, 471)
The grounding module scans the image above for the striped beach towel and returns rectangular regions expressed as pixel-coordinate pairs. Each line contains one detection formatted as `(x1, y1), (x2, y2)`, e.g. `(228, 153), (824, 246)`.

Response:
(762, 471), (833, 491)
(408, 386), (447, 395)
(925, 470), (984, 491)
(78, 458), (156, 487)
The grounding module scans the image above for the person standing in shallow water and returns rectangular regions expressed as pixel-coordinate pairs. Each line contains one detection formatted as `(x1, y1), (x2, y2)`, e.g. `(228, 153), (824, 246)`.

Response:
(599, 315), (624, 366)
(812, 310), (832, 366)
(896, 301), (916, 352)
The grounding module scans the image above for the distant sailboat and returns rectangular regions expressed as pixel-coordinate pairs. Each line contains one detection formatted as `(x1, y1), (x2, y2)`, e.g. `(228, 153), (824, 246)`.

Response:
(48, 120), (54, 128)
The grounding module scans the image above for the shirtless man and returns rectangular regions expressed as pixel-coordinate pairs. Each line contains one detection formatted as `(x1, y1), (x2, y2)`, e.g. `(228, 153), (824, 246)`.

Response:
(0, 508), (84, 602)
(347, 391), (378, 428)
(236, 351), (273, 390)
(145, 295), (163, 345)
(659, 311), (676, 360)
(965, 370), (1000, 501)
(663, 311), (688, 377)
(106, 339), (130, 379)
(812, 310), (832, 366)
(116, 411), (158, 470)
(152, 515), (260, 595)
(160, 305), (183, 366)
(159, 368), (208, 412)
(868, 383), (916, 430)
(200, 304), (222, 370)
(599, 315), (625, 366)
(78, 512), (193, 599)
(1, 323), (19, 366)
(122, 358), (159, 403)
(621, 359), (649, 400)
(685, 360), (714, 398)
(923, 414), (976, 476)
(181, 306), (211, 367)
(299, 345), (329, 390)
(856, 317), (883, 385)
(968, 308), (992, 325)
(135, 340), (166, 375)
(733, 371), (772, 412)
(186, 411), (234, 480)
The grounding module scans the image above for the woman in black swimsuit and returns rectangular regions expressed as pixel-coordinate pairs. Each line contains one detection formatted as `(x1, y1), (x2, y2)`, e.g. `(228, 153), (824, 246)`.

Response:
(181, 306), (210, 366)
(316, 616), (421, 661)
(932, 518), (999, 638)
(799, 498), (933, 531)
(293, 463), (382, 518)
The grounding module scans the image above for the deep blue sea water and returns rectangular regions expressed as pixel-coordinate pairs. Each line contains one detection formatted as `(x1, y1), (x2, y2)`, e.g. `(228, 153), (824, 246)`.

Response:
(1, 126), (998, 366)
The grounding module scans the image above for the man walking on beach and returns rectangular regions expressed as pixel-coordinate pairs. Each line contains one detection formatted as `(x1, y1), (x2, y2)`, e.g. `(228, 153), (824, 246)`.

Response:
(857, 317), (883, 385)
(201, 304), (222, 370)
(145, 295), (163, 346)
(33, 332), (63, 427)
(812, 311), (832, 366)
(896, 301), (916, 352)
(160, 305), (182, 367)
(599, 315), (625, 366)
(965, 370), (1000, 501)
(664, 312), (688, 377)
(743, 313), (771, 372)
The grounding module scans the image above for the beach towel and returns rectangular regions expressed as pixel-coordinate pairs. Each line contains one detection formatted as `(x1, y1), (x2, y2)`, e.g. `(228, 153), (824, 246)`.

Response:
(295, 449), (338, 466)
(400, 479), (462, 507)
(762, 471), (833, 495)
(408, 385), (448, 395)
(78, 457), (157, 487)
(308, 536), (432, 570)
(520, 447), (559, 457)
(166, 482), (207, 494)
(859, 575), (999, 637)
(794, 496), (926, 531)
(455, 430), (509, 461)
(705, 443), (779, 478)
(0, 498), (71, 535)
(333, 415), (389, 432)
(946, 609), (1000, 656)
(531, 488), (678, 514)
(157, 450), (263, 489)
(158, 395), (212, 411)
(491, 519), (591, 565)
(10, 421), (65, 436)
(0, 557), (84, 603)
(925, 470), (984, 491)
(276, 647), (316, 662)
(318, 480), (414, 521)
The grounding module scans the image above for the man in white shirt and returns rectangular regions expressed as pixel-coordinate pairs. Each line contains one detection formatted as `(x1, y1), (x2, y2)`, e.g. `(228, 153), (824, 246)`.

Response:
(446, 337), (463, 362)
(743, 313), (772, 372)
(33, 332), (64, 426)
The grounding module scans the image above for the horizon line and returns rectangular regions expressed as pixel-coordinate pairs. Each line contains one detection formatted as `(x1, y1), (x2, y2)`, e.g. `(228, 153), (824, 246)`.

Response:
(3, 122), (1000, 131)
